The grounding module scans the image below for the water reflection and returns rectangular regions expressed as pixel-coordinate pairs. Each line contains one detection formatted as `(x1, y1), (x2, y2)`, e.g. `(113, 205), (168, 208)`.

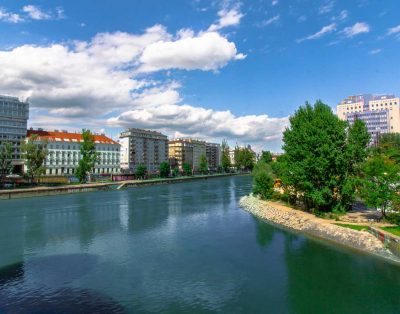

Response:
(0, 253), (124, 313)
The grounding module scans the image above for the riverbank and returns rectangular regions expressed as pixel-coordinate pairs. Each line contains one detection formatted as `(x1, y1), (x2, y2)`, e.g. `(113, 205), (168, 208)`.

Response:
(0, 173), (246, 200)
(239, 195), (400, 264)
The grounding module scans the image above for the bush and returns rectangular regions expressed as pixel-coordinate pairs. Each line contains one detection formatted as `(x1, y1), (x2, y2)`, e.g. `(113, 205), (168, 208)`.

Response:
(386, 213), (400, 226)
(253, 171), (274, 200)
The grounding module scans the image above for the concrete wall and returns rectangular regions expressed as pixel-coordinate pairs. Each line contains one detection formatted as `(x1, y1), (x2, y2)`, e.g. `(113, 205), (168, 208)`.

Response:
(369, 226), (400, 258)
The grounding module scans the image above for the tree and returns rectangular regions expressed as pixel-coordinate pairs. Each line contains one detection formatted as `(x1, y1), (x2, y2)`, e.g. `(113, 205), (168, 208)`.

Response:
(21, 135), (48, 183)
(159, 161), (170, 178)
(0, 141), (13, 177)
(252, 160), (275, 200)
(182, 163), (191, 176)
(281, 101), (369, 212)
(260, 150), (273, 164)
(359, 153), (400, 219)
(76, 129), (98, 183)
(135, 164), (147, 179)
(199, 154), (208, 174)
(221, 139), (231, 172)
(235, 146), (255, 171)
(377, 133), (400, 163)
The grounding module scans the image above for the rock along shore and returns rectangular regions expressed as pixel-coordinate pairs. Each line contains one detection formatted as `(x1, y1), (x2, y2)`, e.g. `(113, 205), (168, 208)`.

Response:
(239, 195), (399, 263)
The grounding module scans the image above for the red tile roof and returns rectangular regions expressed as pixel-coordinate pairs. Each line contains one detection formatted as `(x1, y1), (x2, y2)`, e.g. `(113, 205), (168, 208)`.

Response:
(27, 130), (119, 145)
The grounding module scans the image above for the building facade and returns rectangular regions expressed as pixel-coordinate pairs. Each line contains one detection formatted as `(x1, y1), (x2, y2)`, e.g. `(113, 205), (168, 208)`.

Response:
(27, 129), (120, 175)
(337, 94), (400, 145)
(120, 128), (168, 173)
(168, 138), (206, 171)
(0, 95), (29, 173)
(206, 142), (221, 171)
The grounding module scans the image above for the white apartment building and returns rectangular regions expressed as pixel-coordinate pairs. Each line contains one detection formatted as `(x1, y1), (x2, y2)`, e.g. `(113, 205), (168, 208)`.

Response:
(337, 94), (400, 145)
(120, 128), (168, 173)
(168, 138), (206, 171)
(27, 129), (120, 175)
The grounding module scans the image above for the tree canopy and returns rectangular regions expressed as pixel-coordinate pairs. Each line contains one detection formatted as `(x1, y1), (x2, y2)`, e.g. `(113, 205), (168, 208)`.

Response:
(159, 161), (170, 178)
(21, 135), (48, 182)
(280, 100), (369, 212)
(0, 141), (13, 177)
(76, 129), (98, 183)
(135, 164), (147, 178)
(199, 154), (208, 174)
(221, 139), (231, 172)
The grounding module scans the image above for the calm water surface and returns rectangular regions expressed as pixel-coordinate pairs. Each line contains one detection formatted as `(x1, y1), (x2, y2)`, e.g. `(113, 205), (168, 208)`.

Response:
(0, 176), (399, 313)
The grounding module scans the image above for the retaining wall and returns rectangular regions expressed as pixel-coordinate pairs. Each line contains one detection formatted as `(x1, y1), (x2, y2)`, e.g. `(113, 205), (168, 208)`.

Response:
(369, 226), (400, 258)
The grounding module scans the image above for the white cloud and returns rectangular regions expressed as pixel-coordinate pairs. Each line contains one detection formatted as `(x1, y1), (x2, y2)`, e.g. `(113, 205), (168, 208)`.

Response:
(387, 25), (400, 35)
(319, 1), (335, 14)
(138, 31), (246, 72)
(297, 23), (336, 43)
(369, 49), (382, 55)
(22, 5), (51, 20)
(0, 23), (284, 148)
(341, 22), (369, 37)
(331, 10), (348, 21)
(208, 7), (243, 32)
(272, 0), (279, 6)
(0, 8), (23, 23)
(258, 15), (280, 27)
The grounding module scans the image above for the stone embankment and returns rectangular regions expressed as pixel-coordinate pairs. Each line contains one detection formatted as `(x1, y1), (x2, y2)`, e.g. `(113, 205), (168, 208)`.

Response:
(240, 195), (398, 262)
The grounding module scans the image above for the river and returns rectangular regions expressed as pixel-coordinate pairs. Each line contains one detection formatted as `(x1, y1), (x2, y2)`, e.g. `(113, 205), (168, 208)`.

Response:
(0, 175), (399, 313)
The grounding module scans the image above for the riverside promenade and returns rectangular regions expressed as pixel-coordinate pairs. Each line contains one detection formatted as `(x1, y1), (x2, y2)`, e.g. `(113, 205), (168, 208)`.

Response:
(0, 173), (245, 200)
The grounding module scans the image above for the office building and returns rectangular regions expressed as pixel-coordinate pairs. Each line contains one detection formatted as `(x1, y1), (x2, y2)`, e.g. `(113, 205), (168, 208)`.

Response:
(27, 129), (120, 175)
(0, 95), (29, 173)
(120, 128), (168, 173)
(337, 94), (400, 145)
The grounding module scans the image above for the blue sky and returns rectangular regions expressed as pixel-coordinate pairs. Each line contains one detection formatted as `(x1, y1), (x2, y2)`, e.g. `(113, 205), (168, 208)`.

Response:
(0, 0), (399, 151)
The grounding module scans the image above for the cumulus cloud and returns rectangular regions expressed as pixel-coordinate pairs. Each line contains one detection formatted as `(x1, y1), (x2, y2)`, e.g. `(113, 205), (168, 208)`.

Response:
(208, 7), (243, 32)
(139, 32), (246, 72)
(341, 22), (369, 37)
(297, 23), (336, 43)
(0, 21), (286, 148)
(0, 8), (23, 23)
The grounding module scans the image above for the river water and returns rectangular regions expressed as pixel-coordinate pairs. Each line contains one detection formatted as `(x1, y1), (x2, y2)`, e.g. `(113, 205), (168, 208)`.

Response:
(0, 175), (399, 313)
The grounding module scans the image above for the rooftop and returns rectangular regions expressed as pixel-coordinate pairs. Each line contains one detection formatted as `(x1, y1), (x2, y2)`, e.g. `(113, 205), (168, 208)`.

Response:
(27, 129), (119, 145)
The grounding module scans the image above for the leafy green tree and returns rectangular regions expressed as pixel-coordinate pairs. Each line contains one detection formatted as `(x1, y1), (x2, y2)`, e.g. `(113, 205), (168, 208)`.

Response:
(235, 146), (255, 171)
(221, 139), (231, 172)
(199, 154), (208, 174)
(359, 153), (400, 219)
(159, 161), (170, 178)
(172, 167), (179, 177)
(281, 101), (369, 212)
(182, 162), (191, 176)
(0, 141), (13, 177)
(76, 129), (98, 183)
(21, 135), (48, 183)
(135, 164), (147, 179)
(260, 150), (273, 164)
(252, 160), (275, 200)
(377, 133), (400, 163)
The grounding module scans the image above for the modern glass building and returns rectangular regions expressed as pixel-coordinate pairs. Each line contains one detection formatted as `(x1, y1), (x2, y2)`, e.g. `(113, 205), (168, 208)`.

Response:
(0, 95), (29, 173)
(337, 94), (400, 145)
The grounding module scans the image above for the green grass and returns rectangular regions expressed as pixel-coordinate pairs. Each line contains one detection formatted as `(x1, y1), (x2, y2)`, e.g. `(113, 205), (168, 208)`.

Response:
(334, 223), (369, 231)
(380, 226), (400, 237)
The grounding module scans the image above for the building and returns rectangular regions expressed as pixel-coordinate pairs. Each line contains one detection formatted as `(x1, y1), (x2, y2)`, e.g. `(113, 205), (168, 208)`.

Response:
(0, 95), (29, 173)
(206, 142), (221, 171)
(120, 128), (168, 173)
(168, 138), (206, 171)
(27, 129), (120, 175)
(337, 94), (400, 145)
(229, 149), (235, 166)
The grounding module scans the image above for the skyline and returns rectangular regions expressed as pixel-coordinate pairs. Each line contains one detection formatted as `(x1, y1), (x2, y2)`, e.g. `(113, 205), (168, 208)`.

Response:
(0, 0), (399, 151)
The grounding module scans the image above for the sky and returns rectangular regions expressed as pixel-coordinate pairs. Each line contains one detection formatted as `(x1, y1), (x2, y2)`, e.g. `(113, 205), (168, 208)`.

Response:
(0, 0), (399, 152)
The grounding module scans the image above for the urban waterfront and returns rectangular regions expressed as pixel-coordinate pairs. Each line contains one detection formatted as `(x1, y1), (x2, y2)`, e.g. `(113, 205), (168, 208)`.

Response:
(0, 176), (400, 313)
